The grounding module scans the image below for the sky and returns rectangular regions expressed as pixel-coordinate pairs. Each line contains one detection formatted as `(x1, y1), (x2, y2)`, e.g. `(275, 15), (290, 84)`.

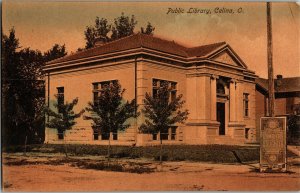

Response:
(2, 1), (299, 78)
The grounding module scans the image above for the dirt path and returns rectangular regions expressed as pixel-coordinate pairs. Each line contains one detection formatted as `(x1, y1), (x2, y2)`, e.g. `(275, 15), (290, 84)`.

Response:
(2, 154), (300, 191)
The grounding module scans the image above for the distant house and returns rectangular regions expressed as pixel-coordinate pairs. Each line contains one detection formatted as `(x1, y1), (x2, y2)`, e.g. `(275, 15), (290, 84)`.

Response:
(255, 76), (300, 142)
(44, 33), (259, 146)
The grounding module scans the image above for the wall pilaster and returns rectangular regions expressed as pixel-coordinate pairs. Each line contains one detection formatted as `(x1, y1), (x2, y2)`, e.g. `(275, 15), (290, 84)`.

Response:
(210, 75), (217, 121)
(236, 80), (244, 122)
(229, 79), (236, 122)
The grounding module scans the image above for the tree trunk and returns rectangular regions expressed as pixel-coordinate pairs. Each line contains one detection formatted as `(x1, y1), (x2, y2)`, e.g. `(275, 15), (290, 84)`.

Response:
(24, 135), (28, 156)
(159, 138), (163, 172)
(160, 139), (163, 164)
(107, 132), (111, 163)
(64, 133), (68, 158)
(64, 143), (68, 158)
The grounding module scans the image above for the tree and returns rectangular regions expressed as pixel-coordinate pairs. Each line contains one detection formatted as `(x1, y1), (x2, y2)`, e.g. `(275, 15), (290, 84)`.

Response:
(84, 26), (97, 49)
(2, 28), (21, 146)
(84, 17), (111, 49)
(19, 48), (44, 80)
(141, 22), (155, 35)
(2, 29), (45, 147)
(18, 48), (45, 152)
(84, 13), (148, 48)
(111, 13), (137, 40)
(45, 97), (84, 157)
(2, 28), (70, 148)
(139, 83), (189, 164)
(44, 44), (67, 62)
(76, 47), (85, 52)
(95, 17), (111, 43)
(85, 81), (138, 161)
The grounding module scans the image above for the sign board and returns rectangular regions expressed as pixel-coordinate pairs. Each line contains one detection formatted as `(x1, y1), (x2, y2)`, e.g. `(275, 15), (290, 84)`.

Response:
(260, 117), (287, 172)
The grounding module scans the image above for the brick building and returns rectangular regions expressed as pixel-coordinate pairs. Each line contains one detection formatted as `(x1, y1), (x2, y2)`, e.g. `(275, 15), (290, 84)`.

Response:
(255, 76), (300, 142)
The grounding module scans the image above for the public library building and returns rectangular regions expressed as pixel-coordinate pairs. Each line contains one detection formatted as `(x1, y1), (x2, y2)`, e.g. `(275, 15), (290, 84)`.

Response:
(44, 33), (258, 146)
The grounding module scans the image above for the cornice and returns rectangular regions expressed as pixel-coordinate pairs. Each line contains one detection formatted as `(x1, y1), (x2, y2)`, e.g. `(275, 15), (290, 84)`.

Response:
(44, 47), (256, 81)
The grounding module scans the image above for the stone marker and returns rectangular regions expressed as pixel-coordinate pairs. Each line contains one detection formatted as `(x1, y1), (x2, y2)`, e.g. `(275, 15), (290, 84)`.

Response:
(260, 117), (287, 172)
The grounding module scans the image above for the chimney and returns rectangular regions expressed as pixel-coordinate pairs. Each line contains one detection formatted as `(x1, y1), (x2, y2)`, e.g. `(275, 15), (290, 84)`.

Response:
(275, 74), (283, 91)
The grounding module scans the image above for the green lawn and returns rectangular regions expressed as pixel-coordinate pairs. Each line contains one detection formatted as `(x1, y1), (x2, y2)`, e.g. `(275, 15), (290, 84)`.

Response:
(3, 144), (260, 163)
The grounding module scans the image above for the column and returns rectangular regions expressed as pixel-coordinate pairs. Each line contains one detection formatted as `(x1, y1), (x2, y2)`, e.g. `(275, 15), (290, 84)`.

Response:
(210, 75), (217, 121)
(136, 59), (148, 126)
(186, 76), (198, 120)
(229, 79), (236, 122)
(136, 59), (147, 145)
(186, 74), (211, 121)
(236, 81), (244, 122)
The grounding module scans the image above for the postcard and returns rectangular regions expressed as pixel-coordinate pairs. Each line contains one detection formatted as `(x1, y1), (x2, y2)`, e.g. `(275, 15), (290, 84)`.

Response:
(2, 1), (299, 191)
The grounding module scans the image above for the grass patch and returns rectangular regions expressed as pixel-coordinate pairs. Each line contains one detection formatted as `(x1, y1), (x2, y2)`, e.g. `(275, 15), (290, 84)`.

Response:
(73, 161), (154, 173)
(4, 158), (78, 166)
(3, 144), (260, 163)
(3, 157), (154, 174)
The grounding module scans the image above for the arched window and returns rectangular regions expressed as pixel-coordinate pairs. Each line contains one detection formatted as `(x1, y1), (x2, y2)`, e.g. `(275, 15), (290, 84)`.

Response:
(217, 83), (225, 95)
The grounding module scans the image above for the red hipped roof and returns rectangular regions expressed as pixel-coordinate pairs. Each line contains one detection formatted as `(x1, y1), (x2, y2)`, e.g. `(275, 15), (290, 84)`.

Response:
(47, 33), (226, 65)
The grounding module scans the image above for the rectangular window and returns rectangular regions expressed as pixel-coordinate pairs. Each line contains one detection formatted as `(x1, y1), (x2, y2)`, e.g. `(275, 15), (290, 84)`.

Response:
(57, 87), (64, 113)
(152, 79), (159, 99)
(93, 130), (99, 140)
(245, 128), (250, 139)
(152, 127), (177, 141)
(153, 89), (158, 99)
(161, 128), (169, 140)
(170, 82), (177, 101)
(92, 83), (101, 105)
(170, 82), (176, 90)
(152, 79), (177, 101)
(101, 81), (110, 89)
(112, 132), (118, 140)
(93, 80), (118, 105)
(58, 130), (64, 140)
(101, 132), (110, 140)
(160, 80), (168, 88)
(171, 91), (176, 101)
(243, 93), (249, 117)
(100, 132), (117, 140)
(171, 127), (177, 140)
(93, 92), (99, 104)
(153, 133), (158, 140)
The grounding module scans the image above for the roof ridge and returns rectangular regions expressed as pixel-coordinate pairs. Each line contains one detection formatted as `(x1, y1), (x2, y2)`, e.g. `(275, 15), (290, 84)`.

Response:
(99, 33), (138, 47)
(188, 41), (226, 50)
(85, 33), (138, 51)
(141, 33), (188, 48)
(140, 34), (189, 56)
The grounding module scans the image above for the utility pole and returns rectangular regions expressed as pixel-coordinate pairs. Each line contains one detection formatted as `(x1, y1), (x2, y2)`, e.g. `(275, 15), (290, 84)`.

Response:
(260, 3), (287, 173)
(267, 2), (275, 117)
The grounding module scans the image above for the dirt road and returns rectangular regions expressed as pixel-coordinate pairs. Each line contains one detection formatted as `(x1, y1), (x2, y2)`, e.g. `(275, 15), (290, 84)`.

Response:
(2, 154), (300, 191)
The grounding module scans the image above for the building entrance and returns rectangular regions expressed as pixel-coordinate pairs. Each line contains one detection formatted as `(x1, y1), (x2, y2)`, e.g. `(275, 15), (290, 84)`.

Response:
(217, 102), (225, 135)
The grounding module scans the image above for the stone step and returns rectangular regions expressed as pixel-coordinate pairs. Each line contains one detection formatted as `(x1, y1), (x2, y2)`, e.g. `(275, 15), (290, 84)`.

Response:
(214, 136), (245, 145)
